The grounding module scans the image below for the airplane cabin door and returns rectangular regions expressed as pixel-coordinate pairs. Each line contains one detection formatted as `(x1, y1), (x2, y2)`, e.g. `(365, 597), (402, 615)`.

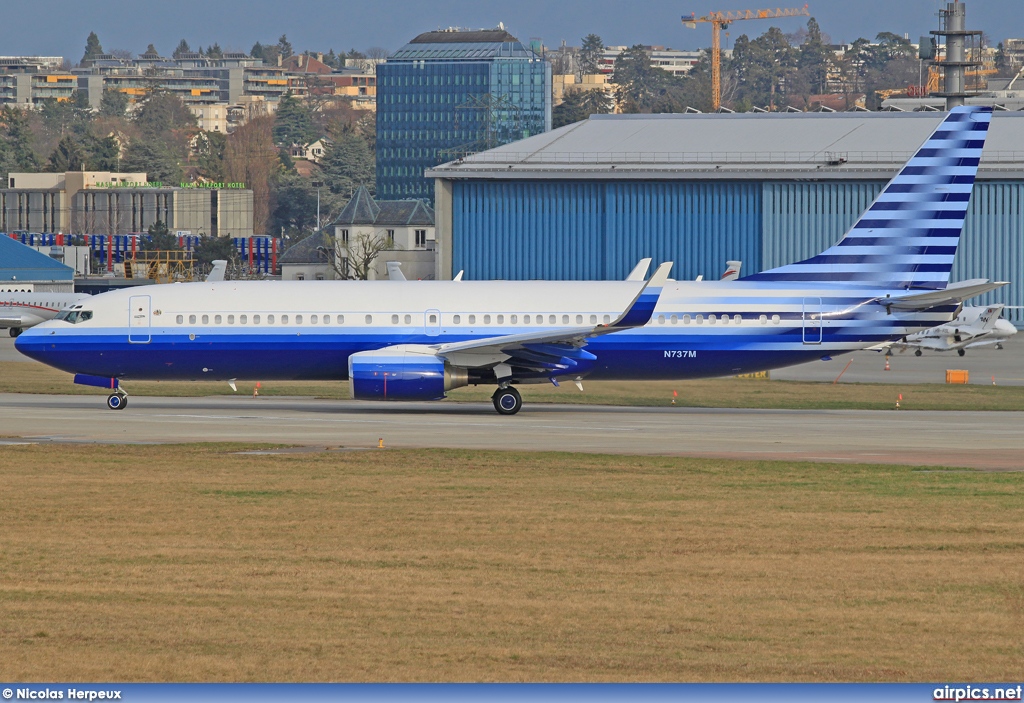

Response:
(128, 295), (152, 343)
(802, 297), (822, 345)
(425, 309), (441, 337)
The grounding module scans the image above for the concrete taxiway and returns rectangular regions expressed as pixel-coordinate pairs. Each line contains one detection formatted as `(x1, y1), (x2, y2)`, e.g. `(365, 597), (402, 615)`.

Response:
(1, 393), (1021, 470)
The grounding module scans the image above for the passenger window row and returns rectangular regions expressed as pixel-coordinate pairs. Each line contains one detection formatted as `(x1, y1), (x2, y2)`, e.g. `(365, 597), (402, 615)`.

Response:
(172, 312), (616, 327)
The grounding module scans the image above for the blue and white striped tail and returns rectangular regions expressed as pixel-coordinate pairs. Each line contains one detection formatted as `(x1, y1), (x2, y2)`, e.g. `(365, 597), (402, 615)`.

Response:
(747, 106), (993, 288)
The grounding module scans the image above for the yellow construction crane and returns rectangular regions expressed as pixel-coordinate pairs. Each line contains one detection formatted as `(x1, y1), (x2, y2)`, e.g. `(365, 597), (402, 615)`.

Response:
(684, 5), (810, 110)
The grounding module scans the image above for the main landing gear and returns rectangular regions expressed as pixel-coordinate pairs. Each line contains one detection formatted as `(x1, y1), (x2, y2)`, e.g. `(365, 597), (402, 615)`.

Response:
(106, 391), (128, 410)
(492, 386), (522, 416)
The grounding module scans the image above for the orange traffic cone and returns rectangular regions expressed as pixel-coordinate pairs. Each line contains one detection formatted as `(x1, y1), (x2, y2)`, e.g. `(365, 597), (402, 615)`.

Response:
(253, 381), (261, 398)
(671, 390), (678, 406)
(896, 393), (902, 410)
(884, 357), (890, 371)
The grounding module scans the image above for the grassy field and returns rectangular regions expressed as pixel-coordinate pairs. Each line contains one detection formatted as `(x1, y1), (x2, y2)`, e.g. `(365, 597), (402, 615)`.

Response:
(1, 443), (1022, 682)
(3, 360), (1024, 411)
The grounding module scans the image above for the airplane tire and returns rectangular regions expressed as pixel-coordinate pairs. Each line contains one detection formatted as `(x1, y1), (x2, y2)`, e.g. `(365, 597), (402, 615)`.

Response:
(914, 350), (922, 357)
(957, 349), (966, 357)
(106, 394), (127, 411)
(9, 328), (21, 338)
(492, 387), (522, 416)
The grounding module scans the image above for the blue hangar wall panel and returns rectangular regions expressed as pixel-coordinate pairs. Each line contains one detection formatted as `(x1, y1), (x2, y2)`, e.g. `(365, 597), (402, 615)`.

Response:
(761, 181), (885, 270)
(452, 180), (762, 281)
(956, 182), (1024, 324)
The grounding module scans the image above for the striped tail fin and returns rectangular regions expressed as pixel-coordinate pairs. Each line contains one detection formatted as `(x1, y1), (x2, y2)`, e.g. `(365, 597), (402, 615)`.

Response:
(746, 106), (993, 288)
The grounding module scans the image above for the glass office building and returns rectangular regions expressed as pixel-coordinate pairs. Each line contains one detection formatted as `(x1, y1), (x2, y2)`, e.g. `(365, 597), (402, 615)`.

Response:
(376, 28), (551, 202)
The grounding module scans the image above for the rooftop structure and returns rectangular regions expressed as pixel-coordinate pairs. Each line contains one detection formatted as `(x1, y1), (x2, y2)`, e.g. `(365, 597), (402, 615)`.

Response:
(0, 235), (75, 291)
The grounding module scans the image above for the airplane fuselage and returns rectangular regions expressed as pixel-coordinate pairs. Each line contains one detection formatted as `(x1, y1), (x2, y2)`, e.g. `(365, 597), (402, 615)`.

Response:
(16, 279), (956, 383)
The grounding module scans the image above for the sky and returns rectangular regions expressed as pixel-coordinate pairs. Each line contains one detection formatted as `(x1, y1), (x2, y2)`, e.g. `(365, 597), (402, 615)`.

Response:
(2, 0), (1022, 61)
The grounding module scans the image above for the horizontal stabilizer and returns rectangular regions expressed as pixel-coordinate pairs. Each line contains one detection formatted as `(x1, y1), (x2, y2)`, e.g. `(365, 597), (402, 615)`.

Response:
(881, 280), (1008, 311)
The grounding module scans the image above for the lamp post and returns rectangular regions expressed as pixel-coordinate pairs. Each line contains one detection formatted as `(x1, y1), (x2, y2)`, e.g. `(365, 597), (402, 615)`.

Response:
(311, 180), (323, 232)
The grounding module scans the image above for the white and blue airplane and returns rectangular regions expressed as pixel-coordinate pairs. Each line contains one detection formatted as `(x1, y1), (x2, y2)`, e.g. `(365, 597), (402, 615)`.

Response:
(16, 106), (1006, 414)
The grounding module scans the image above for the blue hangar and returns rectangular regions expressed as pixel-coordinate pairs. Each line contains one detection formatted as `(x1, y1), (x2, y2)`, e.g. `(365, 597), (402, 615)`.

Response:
(427, 110), (1024, 324)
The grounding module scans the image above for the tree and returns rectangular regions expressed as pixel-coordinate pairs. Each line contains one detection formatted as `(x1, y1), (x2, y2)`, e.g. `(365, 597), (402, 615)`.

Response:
(193, 130), (227, 181)
(80, 32), (103, 66)
(277, 35), (294, 60)
(121, 139), (181, 183)
(272, 93), (316, 146)
(553, 88), (612, 128)
(133, 92), (198, 142)
(83, 134), (120, 171)
(337, 231), (397, 280)
(110, 48), (133, 60)
(172, 39), (191, 59)
(141, 220), (179, 250)
(99, 89), (129, 118)
(611, 45), (683, 113)
(144, 44), (158, 56)
(271, 172), (322, 235)
(319, 132), (375, 197)
(39, 94), (92, 141)
(47, 135), (87, 171)
(225, 115), (278, 234)
(578, 34), (604, 77)
(796, 18), (832, 98)
(0, 106), (41, 178)
(207, 43), (223, 59)
(193, 235), (237, 268)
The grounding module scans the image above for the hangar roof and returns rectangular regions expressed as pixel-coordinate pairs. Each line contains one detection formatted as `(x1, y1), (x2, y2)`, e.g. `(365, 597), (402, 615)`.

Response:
(0, 236), (75, 283)
(427, 111), (1024, 181)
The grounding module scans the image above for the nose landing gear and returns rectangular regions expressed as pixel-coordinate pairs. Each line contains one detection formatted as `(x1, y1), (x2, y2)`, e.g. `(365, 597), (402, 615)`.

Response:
(106, 391), (128, 410)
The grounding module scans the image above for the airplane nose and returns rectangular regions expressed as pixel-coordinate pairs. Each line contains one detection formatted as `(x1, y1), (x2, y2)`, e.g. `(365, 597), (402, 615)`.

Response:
(13, 326), (54, 363)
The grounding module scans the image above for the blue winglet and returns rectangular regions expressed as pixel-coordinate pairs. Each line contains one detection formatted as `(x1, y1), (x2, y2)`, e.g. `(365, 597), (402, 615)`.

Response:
(610, 262), (673, 329)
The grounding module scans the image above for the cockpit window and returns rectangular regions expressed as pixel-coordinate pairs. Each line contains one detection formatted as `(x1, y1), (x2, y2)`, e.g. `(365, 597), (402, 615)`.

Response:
(55, 310), (92, 324)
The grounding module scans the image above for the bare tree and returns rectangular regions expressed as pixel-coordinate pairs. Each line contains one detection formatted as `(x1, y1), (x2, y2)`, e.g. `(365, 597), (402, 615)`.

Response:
(333, 230), (398, 280)
(224, 115), (278, 235)
(109, 48), (134, 60)
(366, 46), (389, 60)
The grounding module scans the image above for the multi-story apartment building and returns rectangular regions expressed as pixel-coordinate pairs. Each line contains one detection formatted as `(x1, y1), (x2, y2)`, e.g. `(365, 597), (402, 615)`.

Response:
(71, 53), (297, 110)
(376, 26), (551, 201)
(599, 46), (706, 78)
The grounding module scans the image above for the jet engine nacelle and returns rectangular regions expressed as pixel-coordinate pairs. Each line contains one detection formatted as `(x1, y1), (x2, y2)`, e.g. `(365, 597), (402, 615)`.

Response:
(348, 344), (469, 401)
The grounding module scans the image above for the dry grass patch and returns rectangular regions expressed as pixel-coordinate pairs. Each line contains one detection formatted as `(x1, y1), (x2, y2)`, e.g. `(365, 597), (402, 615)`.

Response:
(3, 361), (1024, 411)
(0, 444), (1022, 681)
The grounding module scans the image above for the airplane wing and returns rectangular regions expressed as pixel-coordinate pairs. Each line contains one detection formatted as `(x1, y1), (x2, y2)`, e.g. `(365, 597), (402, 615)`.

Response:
(880, 280), (1009, 311)
(432, 262), (673, 373)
